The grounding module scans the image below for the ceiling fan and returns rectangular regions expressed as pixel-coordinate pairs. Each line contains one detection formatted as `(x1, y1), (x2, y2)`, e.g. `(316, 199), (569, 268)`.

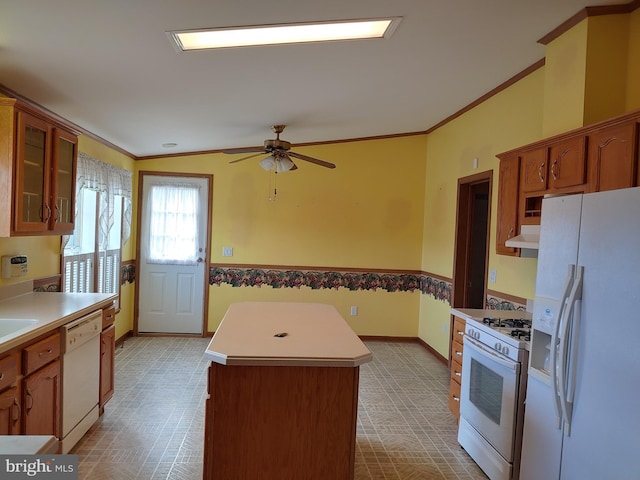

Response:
(224, 125), (336, 172)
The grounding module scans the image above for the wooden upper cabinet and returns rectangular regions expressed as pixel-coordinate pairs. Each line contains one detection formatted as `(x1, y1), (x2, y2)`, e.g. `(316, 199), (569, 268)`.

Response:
(496, 155), (520, 256)
(0, 98), (78, 237)
(548, 136), (587, 190)
(588, 123), (637, 192)
(520, 147), (548, 192)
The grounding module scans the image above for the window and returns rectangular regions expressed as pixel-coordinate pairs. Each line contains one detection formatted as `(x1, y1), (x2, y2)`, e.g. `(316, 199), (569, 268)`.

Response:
(62, 153), (132, 306)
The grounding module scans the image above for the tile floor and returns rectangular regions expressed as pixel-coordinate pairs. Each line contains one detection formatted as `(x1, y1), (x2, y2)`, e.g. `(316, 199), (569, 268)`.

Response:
(72, 337), (487, 479)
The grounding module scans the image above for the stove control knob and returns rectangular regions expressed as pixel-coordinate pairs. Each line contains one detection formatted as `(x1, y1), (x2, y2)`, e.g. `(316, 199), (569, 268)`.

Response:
(495, 342), (502, 352)
(503, 346), (510, 356)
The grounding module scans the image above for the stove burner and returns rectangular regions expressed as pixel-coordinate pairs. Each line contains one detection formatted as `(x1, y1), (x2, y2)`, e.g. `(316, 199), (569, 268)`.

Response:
(510, 329), (531, 341)
(482, 317), (532, 329)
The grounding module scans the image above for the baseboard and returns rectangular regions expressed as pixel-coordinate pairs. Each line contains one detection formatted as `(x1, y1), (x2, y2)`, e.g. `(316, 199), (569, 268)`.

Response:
(115, 330), (133, 349)
(359, 335), (448, 366)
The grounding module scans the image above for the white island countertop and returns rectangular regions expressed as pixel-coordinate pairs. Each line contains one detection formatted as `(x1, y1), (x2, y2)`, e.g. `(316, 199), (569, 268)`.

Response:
(0, 281), (116, 354)
(205, 302), (373, 367)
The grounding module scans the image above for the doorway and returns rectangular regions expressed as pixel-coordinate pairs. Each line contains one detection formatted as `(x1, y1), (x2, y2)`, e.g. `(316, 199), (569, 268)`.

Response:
(135, 172), (212, 335)
(452, 171), (492, 310)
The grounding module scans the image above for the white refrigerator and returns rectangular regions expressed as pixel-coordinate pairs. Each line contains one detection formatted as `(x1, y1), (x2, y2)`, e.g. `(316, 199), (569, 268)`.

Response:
(520, 187), (640, 480)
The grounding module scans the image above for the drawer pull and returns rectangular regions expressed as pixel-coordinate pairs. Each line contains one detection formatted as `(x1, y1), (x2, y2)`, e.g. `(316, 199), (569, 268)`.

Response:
(455, 351), (462, 356)
(457, 331), (464, 336)
(455, 372), (461, 377)
(453, 396), (460, 402)
(39, 348), (53, 357)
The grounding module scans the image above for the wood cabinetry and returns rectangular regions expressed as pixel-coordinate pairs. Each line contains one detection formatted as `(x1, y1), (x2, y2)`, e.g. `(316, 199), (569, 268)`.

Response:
(99, 304), (116, 411)
(496, 110), (640, 255)
(496, 155), (520, 256)
(587, 122), (638, 192)
(22, 332), (61, 437)
(448, 316), (465, 420)
(0, 353), (21, 435)
(0, 98), (78, 237)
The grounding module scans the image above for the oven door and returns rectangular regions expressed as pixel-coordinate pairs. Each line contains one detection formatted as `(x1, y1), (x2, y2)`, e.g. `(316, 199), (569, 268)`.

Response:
(460, 335), (521, 462)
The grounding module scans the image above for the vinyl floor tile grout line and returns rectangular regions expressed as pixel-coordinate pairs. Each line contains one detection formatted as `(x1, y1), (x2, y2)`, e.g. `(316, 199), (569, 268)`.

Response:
(71, 337), (488, 479)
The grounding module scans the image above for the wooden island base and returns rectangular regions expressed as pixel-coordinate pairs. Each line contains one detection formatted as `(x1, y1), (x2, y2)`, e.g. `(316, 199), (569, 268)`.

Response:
(204, 363), (360, 480)
(202, 302), (372, 480)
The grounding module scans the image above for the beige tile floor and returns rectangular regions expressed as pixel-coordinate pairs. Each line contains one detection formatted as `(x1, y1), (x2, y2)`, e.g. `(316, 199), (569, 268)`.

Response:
(72, 337), (487, 479)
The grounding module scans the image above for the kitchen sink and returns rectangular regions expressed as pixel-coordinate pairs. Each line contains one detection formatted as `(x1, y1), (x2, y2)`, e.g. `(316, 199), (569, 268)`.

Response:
(0, 318), (38, 338)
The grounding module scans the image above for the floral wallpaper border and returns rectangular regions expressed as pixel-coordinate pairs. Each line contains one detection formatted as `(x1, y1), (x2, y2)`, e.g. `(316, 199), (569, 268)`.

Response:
(98, 263), (524, 311)
(209, 266), (452, 304)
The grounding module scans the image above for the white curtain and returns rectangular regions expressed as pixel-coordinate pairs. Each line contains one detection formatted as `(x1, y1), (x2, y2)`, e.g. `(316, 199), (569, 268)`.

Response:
(74, 152), (133, 248)
(147, 183), (200, 264)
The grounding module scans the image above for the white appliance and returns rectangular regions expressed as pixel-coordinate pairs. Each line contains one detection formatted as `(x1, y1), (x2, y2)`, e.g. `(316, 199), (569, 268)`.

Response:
(458, 316), (530, 480)
(521, 187), (640, 480)
(60, 310), (102, 454)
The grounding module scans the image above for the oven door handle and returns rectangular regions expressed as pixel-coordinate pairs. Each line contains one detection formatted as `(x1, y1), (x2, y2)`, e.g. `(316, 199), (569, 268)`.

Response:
(463, 336), (518, 372)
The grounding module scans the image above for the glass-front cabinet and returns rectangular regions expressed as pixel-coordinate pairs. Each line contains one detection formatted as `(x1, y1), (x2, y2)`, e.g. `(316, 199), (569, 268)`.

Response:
(1, 98), (78, 236)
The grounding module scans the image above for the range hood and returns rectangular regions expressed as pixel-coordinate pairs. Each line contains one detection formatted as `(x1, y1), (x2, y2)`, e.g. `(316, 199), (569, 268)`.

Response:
(505, 224), (540, 252)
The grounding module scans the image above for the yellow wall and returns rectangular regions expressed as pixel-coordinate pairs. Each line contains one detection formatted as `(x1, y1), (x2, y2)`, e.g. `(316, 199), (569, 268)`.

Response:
(135, 135), (428, 335)
(418, 67), (544, 356)
(542, 21), (589, 137)
(627, 8), (640, 110)
(584, 14), (630, 125)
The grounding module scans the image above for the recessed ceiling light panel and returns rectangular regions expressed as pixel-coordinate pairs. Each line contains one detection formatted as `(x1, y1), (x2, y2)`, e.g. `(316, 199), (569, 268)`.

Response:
(168, 17), (402, 51)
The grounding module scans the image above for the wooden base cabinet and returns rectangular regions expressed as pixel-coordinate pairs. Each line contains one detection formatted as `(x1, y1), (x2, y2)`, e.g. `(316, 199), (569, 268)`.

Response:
(204, 362), (360, 480)
(23, 359), (60, 437)
(99, 304), (116, 412)
(448, 316), (465, 420)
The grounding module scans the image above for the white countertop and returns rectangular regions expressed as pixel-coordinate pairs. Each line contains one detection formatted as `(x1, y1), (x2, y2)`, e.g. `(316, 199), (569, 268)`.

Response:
(205, 302), (373, 367)
(0, 435), (58, 454)
(451, 307), (532, 322)
(0, 281), (116, 354)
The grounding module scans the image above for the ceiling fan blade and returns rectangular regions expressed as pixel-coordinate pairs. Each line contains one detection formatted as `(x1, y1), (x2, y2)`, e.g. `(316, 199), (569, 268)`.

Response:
(288, 151), (336, 169)
(222, 146), (265, 155)
(228, 152), (266, 164)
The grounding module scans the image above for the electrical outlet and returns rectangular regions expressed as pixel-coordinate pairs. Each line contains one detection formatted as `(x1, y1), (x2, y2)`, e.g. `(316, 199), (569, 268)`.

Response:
(350, 306), (358, 316)
(489, 269), (497, 283)
(222, 247), (233, 257)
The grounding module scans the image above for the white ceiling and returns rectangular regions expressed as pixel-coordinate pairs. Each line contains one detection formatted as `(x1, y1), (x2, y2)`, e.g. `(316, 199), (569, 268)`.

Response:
(0, 0), (627, 158)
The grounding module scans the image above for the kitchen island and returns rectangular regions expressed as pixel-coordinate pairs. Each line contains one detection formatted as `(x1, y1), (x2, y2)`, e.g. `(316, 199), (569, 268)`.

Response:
(203, 302), (372, 480)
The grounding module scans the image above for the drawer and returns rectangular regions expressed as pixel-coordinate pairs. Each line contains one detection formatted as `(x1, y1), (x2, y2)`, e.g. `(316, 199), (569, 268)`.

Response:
(0, 354), (19, 391)
(102, 304), (116, 329)
(451, 339), (464, 362)
(23, 333), (61, 376)
(453, 317), (466, 340)
(450, 358), (463, 385)
(448, 380), (461, 420)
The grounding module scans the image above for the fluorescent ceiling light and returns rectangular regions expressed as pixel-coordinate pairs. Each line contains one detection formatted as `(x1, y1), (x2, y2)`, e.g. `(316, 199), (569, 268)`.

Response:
(169, 18), (401, 51)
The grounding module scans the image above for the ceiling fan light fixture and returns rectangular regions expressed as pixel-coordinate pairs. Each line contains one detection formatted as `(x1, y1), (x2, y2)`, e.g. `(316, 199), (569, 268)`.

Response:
(168, 18), (401, 51)
(259, 155), (276, 171)
(276, 156), (295, 172)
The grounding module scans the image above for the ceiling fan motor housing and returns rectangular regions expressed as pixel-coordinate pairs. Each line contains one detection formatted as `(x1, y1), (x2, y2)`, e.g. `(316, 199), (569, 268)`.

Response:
(264, 139), (291, 151)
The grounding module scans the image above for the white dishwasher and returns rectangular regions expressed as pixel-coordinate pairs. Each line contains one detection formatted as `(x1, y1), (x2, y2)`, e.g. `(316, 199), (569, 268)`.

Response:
(60, 310), (102, 454)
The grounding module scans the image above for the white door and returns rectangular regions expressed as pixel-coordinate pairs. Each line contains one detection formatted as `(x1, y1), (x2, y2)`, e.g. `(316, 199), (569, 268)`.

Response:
(138, 174), (209, 334)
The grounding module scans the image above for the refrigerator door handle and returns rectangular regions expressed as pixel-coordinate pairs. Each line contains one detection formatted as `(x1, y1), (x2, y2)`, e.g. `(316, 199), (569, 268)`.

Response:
(558, 265), (584, 437)
(551, 264), (575, 429)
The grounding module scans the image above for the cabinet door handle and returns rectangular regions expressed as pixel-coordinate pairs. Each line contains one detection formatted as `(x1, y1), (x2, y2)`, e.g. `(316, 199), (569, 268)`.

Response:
(507, 227), (514, 239)
(25, 389), (33, 412)
(551, 158), (558, 180)
(0, 372), (4, 380)
(44, 204), (52, 222)
(12, 398), (21, 423)
(538, 161), (545, 183)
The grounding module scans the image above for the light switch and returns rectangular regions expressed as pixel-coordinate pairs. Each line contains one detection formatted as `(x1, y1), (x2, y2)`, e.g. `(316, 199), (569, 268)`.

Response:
(222, 247), (233, 257)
